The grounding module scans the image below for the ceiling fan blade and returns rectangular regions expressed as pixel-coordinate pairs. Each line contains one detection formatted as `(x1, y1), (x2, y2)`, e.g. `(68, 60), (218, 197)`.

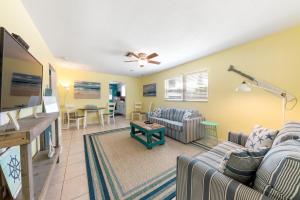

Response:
(125, 52), (139, 59)
(124, 60), (138, 62)
(146, 53), (158, 59)
(148, 60), (160, 65)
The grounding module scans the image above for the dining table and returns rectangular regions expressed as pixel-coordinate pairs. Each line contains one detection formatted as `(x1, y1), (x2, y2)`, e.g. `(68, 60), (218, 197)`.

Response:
(78, 107), (106, 127)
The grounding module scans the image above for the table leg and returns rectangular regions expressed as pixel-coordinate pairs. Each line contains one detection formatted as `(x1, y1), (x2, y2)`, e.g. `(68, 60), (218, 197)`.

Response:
(147, 133), (153, 149)
(20, 144), (34, 200)
(55, 118), (60, 163)
(130, 125), (135, 137)
(99, 110), (104, 127)
(84, 110), (88, 128)
(160, 130), (165, 144)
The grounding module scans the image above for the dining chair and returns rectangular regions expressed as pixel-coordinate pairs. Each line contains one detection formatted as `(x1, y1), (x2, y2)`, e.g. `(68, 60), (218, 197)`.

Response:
(65, 105), (86, 130)
(131, 102), (143, 121)
(140, 102), (153, 120)
(103, 102), (116, 124)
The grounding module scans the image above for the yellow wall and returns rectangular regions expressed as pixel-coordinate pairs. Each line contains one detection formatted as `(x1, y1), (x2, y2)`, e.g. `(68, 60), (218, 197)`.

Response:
(0, 0), (57, 153)
(141, 26), (300, 140)
(56, 67), (141, 121)
(1, 0), (299, 143)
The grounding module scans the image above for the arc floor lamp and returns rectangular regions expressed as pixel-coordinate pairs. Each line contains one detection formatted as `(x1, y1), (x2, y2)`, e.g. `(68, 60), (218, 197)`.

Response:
(228, 65), (297, 123)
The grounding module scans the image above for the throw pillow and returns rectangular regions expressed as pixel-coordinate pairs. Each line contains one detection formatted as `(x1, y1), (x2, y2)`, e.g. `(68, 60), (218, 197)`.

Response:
(245, 125), (278, 151)
(272, 121), (300, 147)
(254, 139), (300, 200)
(182, 111), (192, 120)
(152, 108), (162, 118)
(218, 148), (269, 185)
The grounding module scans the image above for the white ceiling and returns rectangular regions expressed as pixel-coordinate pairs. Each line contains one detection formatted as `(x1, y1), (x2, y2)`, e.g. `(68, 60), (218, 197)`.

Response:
(22, 0), (300, 77)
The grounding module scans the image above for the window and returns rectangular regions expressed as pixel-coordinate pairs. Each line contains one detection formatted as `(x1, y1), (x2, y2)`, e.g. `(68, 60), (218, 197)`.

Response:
(165, 76), (183, 100)
(121, 85), (126, 97)
(109, 89), (113, 100)
(165, 70), (208, 101)
(184, 71), (208, 101)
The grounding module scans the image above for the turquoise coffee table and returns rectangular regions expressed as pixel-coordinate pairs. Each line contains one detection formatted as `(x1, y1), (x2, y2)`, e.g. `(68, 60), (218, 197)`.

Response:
(130, 121), (165, 149)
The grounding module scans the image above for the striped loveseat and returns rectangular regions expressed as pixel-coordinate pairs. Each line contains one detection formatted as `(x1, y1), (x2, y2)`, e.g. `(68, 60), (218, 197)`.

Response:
(147, 107), (205, 143)
(177, 122), (300, 200)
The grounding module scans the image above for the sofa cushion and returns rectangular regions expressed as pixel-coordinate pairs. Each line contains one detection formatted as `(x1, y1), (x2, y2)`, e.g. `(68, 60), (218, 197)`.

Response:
(182, 111), (192, 120)
(152, 107), (162, 118)
(245, 125), (278, 151)
(194, 141), (245, 169)
(160, 108), (175, 120)
(148, 116), (164, 124)
(254, 139), (300, 200)
(172, 109), (186, 122)
(161, 118), (183, 131)
(218, 148), (269, 185)
(149, 116), (183, 131)
(272, 121), (300, 147)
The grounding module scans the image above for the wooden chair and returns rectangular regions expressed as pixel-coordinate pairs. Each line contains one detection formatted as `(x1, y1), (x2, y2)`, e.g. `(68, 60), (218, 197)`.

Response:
(65, 106), (86, 130)
(103, 102), (116, 124)
(131, 102), (143, 121)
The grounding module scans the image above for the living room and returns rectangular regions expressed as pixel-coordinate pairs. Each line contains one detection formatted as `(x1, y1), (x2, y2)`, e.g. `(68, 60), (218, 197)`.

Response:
(0, 0), (300, 200)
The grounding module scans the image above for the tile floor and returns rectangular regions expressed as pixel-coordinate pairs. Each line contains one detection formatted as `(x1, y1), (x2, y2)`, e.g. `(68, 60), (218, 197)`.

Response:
(45, 116), (129, 200)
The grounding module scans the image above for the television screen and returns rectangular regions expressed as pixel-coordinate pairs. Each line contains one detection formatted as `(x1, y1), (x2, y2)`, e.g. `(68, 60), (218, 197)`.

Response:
(0, 27), (43, 112)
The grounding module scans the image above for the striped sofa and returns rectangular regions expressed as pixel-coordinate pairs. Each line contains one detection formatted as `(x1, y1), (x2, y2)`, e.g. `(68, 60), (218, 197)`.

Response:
(176, 126), (300, 200)
(147, 108), (205, 143)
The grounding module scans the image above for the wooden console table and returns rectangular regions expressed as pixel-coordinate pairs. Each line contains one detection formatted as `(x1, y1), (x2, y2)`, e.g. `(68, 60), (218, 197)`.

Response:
(0, 112), (60, 200)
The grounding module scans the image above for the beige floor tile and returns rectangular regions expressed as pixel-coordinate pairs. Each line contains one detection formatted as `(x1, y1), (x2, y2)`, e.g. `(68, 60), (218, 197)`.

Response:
(45, 116), (128, 199)
(65, 162), (86, 180)
(61, 175), (89, 200)
(68, 145), (84, 155)
(73, 193), (90, 200)
(62, 134), (72, 141)
(67, 152), (85, 165)
(45, 182), (63, 200)
(50, 166), (66, 185)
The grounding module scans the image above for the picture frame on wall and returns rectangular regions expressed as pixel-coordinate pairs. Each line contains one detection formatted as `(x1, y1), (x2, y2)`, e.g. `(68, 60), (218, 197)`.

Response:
(143, 83), (156, 97)
(74, 81), (101, 99)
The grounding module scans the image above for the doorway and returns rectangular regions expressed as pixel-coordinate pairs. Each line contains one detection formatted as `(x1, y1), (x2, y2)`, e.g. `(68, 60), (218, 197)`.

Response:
(109, 82), (126, 117)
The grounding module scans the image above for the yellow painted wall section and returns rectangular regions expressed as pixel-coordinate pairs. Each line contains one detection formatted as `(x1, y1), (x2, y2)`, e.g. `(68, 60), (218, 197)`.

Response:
(56, 67), (142, 121)
(0, 0), (57, 153)
(141, 26), (300, 140)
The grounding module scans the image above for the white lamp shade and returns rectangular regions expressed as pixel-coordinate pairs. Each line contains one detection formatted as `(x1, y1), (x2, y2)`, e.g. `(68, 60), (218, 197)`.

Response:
(236, 82), (252, 92)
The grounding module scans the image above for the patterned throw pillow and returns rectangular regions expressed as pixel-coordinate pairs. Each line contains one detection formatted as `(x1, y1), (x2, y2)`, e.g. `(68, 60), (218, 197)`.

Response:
(254, 139), (300, 200)
(218, 148), (269, 185)
(245, 125), (278, 151)
(272, 121), (300, 147)
(152, 108), (162, 118)
(182, 111), (192, 120)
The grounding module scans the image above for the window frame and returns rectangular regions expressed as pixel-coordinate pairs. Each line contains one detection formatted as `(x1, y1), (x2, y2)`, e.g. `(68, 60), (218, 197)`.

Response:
(164, 69), (208, 102)
(164, 75), (184, 101)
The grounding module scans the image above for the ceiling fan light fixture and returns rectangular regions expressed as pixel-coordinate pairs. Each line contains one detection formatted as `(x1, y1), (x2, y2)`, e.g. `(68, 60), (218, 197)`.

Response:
(138, 59), (147, 66)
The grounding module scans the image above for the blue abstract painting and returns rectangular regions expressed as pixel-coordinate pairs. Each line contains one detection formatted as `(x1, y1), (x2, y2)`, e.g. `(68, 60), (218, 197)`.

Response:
(74, 81), (101, 99)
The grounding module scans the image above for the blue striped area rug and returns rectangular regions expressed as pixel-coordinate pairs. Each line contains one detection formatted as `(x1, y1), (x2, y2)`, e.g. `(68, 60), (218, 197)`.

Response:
(84, 127), (208, 200)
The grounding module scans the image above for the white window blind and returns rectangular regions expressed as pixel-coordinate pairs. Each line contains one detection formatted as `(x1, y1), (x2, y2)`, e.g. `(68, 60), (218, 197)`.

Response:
(121, 85), (126, 96)
(164, 70), (208, 101)
(184, 71), (208, 101)
(165, 76), (183, 100)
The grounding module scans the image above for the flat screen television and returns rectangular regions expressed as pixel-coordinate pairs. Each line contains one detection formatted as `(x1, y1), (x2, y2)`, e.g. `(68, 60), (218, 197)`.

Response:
(0, 27), (43, 112)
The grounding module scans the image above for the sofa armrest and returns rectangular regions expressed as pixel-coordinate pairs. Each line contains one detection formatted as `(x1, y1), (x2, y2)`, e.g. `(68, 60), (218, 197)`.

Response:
(228, 131), (249, 147)
(182, 117), (204, 143)
(146, 112), (153, 120)
(176, 155), (270, 200)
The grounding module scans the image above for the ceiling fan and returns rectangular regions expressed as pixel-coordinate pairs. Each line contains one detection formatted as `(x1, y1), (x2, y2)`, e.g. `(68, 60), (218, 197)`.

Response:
(124, 52), (161, 67)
